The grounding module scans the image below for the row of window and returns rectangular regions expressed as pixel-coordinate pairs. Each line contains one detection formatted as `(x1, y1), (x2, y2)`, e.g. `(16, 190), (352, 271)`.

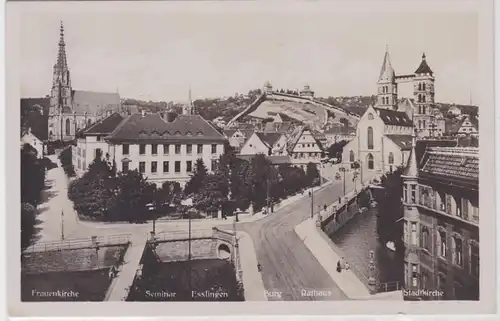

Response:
(404, 221), (479, 277)
(123, 143), (218, 156)
(380, 86), (394, 94)
(124, 159), (218, 174)
(380, 96), (392, 105)
(404, 183), (479, 223)
(292, 152), (321, 159)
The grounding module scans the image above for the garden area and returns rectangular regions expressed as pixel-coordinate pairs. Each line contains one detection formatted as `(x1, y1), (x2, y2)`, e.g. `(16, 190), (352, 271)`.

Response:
(66, 145), (321, 223)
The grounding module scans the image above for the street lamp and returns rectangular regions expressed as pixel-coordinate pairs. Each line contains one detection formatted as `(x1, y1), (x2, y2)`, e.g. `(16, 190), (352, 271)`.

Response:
(368, 250), (376, 292)
(146, 202), (156, 237)
(338, 166), (346, 196)
(60, 210), (65, 240)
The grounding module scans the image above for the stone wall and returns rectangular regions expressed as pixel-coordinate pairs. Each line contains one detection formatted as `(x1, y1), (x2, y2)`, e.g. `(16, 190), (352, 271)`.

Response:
(154, 238), (215, 262)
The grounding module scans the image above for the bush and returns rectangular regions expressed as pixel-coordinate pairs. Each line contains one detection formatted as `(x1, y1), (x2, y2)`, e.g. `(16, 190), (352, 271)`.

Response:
(58, 147), (76, 177)
(21, 203), (37, 250)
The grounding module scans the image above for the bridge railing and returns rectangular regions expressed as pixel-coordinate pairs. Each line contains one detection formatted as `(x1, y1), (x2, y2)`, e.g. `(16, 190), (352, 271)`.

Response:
(378, 281), (402, 293)
(24, 234), (132, 253)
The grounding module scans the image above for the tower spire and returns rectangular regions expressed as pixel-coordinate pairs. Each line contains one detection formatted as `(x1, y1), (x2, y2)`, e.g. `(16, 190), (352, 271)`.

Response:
(57, 21), (68, 70)
(403, 127), (418, 177)
(378, 47), (395, 82)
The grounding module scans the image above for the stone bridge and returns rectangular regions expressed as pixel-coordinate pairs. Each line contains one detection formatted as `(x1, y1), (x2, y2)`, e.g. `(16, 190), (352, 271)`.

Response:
(149, 227), (237, 263)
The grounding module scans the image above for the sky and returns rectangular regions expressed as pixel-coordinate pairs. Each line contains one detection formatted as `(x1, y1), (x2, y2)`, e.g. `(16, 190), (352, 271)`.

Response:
(15, 1), (479, 104)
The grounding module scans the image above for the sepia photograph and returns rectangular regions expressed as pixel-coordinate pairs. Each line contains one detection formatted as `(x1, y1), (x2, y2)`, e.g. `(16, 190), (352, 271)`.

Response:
(7, 0), (496, 317)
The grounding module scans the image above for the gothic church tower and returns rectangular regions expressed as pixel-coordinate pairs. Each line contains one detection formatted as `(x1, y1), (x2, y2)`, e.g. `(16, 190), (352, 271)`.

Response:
(412, 53), (435, 137)
(376, 47), (398, 110)
(48, 21), (73, 140)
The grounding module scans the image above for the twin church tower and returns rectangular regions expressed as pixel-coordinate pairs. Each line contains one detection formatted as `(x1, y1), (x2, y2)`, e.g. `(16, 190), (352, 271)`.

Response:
(376, 48), (438, 137)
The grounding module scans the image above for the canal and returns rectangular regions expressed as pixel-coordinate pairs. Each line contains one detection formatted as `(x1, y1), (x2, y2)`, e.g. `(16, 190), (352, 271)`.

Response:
(328, 207), (404, 286)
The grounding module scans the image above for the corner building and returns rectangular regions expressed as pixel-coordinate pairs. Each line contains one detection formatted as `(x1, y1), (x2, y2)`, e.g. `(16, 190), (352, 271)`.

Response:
(402, 143), (479, 300)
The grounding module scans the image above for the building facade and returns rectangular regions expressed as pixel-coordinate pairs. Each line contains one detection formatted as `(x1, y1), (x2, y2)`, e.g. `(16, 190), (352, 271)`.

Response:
(402, 145), (479, 300)
(286, 126), (324, 169)
(48, 22), (121, 142)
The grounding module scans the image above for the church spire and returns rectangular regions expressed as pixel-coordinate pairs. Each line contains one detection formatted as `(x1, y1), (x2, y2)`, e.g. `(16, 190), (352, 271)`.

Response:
(378, 46), (395, 82)
(56, 21), (68, 70)
(403, 127), (418, 177)
(183, 85), (194, 115)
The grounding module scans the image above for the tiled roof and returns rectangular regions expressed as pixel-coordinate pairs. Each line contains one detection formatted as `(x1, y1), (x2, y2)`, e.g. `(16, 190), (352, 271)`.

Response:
(373, 107), (413, 127)
(386, 135), (413, 150)
(324, 126), (356, 135)
(255, 132), (283, 148)
(106, 113), (226, 143)
(414, 54), (434, 75)
(286, 125), (324, 153)
(263, 120), (294, 133)
(223, 129), (237, 138)
(419, 147), (478, 185)
(82, 113), (124, 136)
(72, 90), (121, 115)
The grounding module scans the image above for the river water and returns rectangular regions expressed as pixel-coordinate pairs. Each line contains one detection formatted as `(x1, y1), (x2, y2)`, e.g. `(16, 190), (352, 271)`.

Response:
(328, 208), (404, 286)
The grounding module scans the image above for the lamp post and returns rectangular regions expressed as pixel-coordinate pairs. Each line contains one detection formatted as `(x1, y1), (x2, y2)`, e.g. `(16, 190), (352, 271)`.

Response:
(339, 166), (346, 196)
(146, 202), (156, 237)
(368, 250), (377, 293)
(60, 210), (65, 240)
(309, 187), (314, 219)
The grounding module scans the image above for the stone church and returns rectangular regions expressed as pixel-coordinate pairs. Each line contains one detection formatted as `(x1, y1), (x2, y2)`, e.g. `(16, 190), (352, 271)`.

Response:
(342, 49), (446, 175)
(48, 22), (121, 141)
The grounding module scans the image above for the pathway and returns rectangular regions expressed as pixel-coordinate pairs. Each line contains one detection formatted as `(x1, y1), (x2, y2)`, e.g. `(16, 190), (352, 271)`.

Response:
(105, 238), (147, 301)
(237, 231), (267, 301)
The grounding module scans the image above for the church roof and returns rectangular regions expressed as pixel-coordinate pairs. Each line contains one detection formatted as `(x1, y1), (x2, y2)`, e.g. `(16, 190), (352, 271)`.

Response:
(82, 113), (124, 136)
(386, 135), (413, 151)
(106, 113), (226, 143)
(373, 107), (413, 127)
(414, 53), (434, 75)
(378, 49), (396, 82)
(72, 90), (121, 115)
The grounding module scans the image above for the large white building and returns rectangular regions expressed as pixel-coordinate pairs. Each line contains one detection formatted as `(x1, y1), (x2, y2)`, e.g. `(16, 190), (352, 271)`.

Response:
(74, 106), (227, 187)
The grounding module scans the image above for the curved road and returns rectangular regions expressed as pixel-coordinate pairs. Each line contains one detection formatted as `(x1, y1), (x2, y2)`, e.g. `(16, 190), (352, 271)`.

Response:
(238, 172), (360, 301)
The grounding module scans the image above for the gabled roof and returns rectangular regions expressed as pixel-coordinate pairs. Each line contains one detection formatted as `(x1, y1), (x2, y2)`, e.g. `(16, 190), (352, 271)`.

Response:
(373, 107), (413, 127)
(82, 113), (124, 136)
(414, 53), (433, 75)
(223, 129), (237, 138)
(255, 132), (283, 148)
(286, 125), (323, 153)
(386, 135), (413, 151)
(419, 147), (478, 187)
(106, 113), (226, 143)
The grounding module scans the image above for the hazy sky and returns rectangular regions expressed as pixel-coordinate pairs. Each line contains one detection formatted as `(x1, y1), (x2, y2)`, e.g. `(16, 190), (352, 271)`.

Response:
(15, 1), (479, 104)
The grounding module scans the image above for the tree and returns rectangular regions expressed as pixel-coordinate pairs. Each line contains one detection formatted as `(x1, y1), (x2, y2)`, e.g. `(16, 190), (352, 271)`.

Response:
(193, 172), (228, 217)
(326, 140), (348, 161)
(306, 162), (320, 186)
(58, 146), (75, 177)
(21, 202), (37, 250)
(184, 159), (208, 196)
(375, 167), (404, 253)
(247, 154), (279, 211)
(21, 144), (46, 206)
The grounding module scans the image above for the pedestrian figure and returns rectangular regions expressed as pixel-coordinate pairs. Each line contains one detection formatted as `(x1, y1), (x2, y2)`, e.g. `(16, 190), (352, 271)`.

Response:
(336, 260), (342, 273)
(340, 257), (346, 270)
(345, 262), (350, 270)
(257, 263), (262, 272)
(338, 196), (341, 204)
(323, 204), (327, 212)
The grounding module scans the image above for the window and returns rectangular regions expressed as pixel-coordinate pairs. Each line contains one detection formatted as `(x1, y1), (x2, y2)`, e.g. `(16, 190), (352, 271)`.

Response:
(367, 153), (374, 170)
(422, 120), (426, 128)
(211, 159), (218, 171)
(454, 196), (462, 217)
(82, 160), (86, 170)
(96, 135), (102, 142)
(367, 127), (373, 149)
(139, 161), (145, 173)
(410, 184), (416, 203)
(151, 144), (158, 155)
(139, 144), (146, 155)
(211, 144), (217, 154)
(446, 195), (453, 215)
(437, 229), (447, 258)
(186, 161), (192, 172)
(403, 185), (408, 203)
(411, 264), (418, 287)
(122, 161), (129, 172)
(388, 152), (394, 164)
(163, 161), (169, 173)
(122, 144), (129, 155)
(411, 222), (418, 246)
(421, 226), (430, 251)
(65, 118), (71, 136)
(404, 221), (408, 244)
(367, 113), (374, 120)
(470, 241), (479, 277)
(186, 144), (193, 155)
(174, 161), (181, 173)
(94, 148), (102, 159)
(151, 161), (157, 173)
(452, 236), (463, 267)
(175, 144), (181, 154)
(197, 144), (203, 154)
(163, 144), (170, 155)
(422, 95), (426, 102)
(422, 83), (426, 91)
(77, 159), (81, 169)
(418, 120), (422, 128)
(349, 150), (355, 162)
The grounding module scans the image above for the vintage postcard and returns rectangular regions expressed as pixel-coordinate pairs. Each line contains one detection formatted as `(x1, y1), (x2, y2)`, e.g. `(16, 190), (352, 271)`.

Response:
(7, 0), (496, 317)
